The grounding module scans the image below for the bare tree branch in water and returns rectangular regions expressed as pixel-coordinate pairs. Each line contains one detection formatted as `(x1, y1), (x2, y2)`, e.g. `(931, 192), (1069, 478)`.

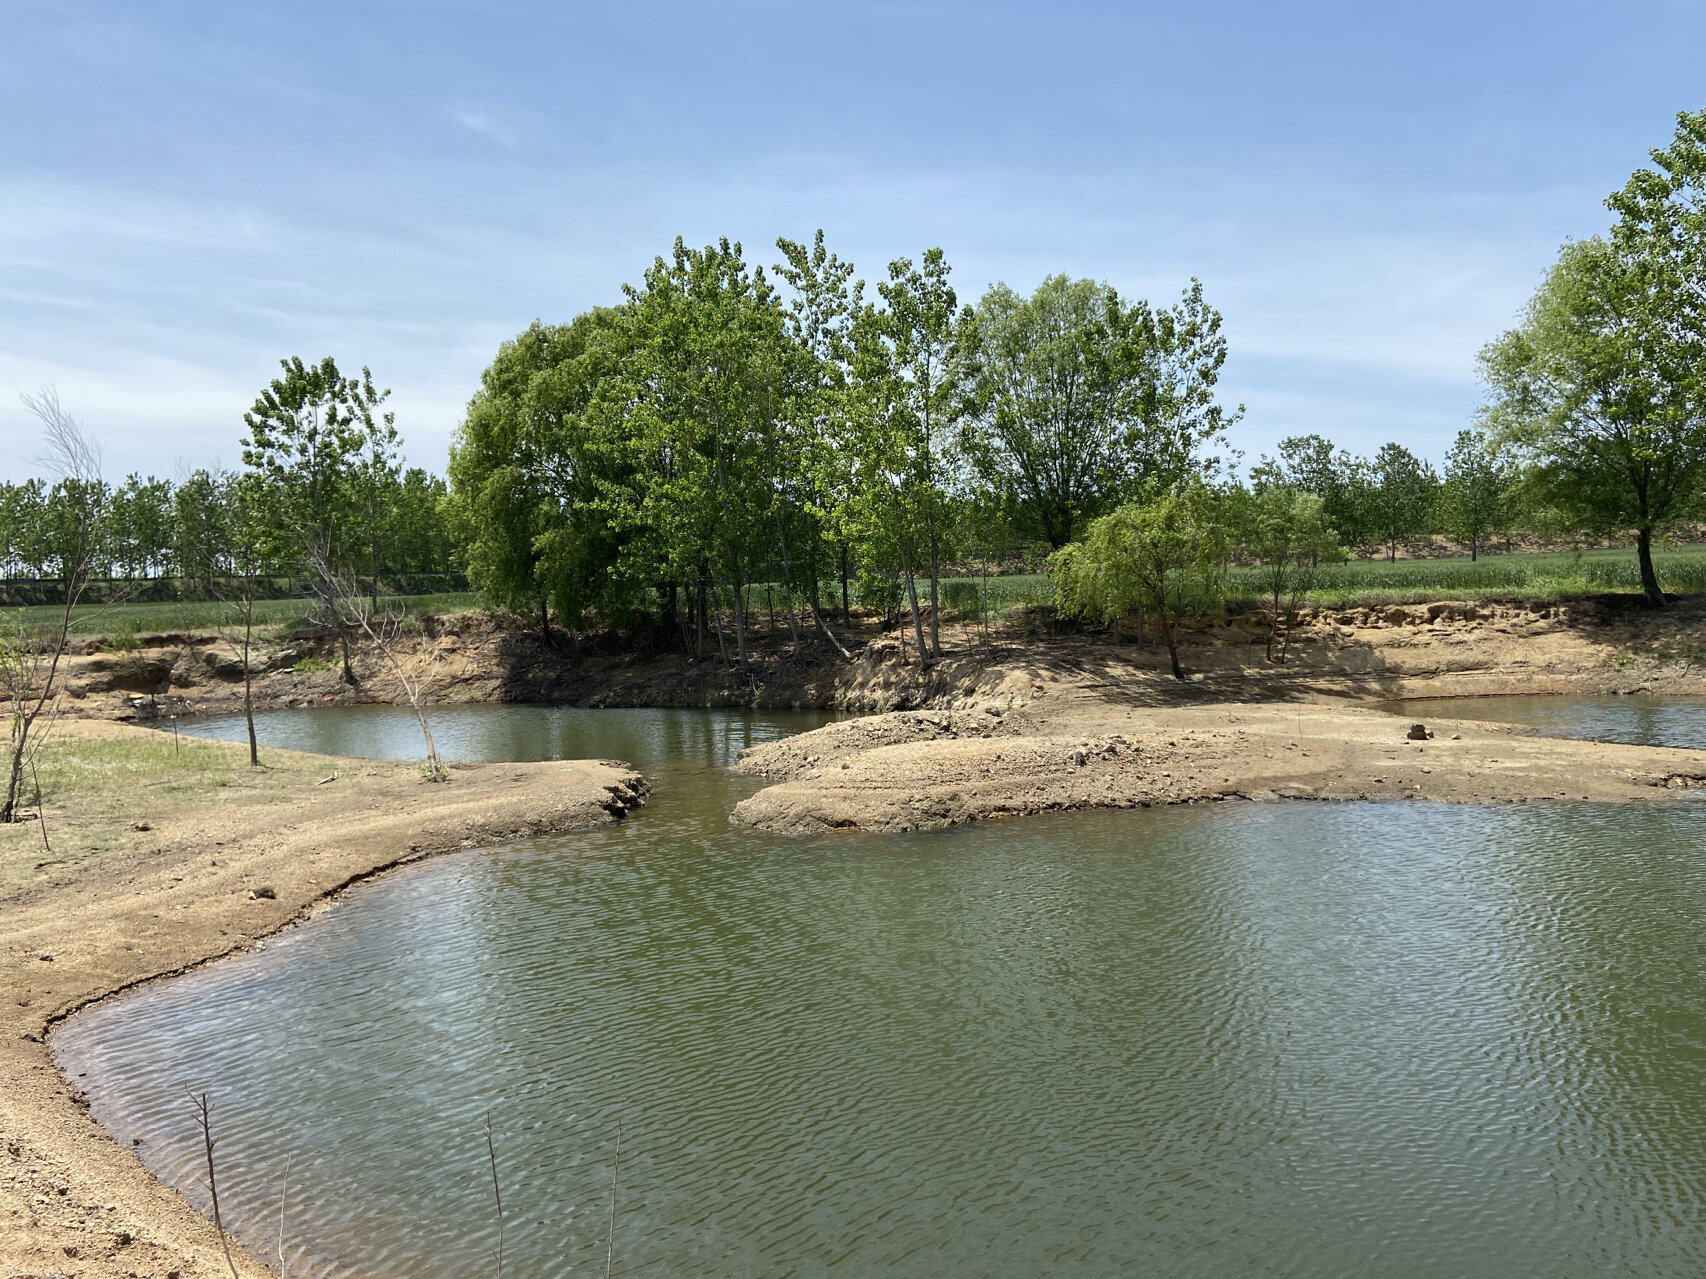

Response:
(187, 1089), (241, 1279)
(277, 1153), (292, 1279)
(606, 1117), (622, 1279)
(485, 1110), (504, 1279)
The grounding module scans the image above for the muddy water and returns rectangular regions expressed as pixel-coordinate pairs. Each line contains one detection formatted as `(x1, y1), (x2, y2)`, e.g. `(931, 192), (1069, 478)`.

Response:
(54, 704), (1706, 1277)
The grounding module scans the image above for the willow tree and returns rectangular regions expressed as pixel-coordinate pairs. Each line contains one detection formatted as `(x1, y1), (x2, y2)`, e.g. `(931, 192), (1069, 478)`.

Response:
(447, 311), (632, 643)
(1052, 484), (1230, 680)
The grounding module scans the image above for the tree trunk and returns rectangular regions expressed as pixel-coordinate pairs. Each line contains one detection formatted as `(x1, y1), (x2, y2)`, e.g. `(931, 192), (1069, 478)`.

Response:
(1470, 536), (1477, 563)
(730, 575), (749, 665)
(697, 570), (710, 659)
(1637, 525), (1664, 607)
(539, 598), (553, 648)
(902, 569), (928, 663)
(928, 554), (941, 658)
(839, 544), (851, 626)
(241, 592), (258, 767)
(1162, 619), (1184, 680)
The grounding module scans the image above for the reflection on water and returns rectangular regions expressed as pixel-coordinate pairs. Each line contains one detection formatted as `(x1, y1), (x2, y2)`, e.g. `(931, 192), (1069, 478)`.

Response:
(1386, 693), (1706, 750)
(55, 705), (1706, 1277)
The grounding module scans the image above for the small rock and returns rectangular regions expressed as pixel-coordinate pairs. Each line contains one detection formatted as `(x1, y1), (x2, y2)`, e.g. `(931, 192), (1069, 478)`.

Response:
(1450, 733), (1461, 740)
(129, 820), (151, 832)
(1406, 723), (1431, 741)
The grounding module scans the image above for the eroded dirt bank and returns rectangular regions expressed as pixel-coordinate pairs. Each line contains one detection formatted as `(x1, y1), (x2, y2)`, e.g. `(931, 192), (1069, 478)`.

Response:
(732, 699), (1706, 835)
(46, 593), (1706, 724)
(0, 720), (643, 1279)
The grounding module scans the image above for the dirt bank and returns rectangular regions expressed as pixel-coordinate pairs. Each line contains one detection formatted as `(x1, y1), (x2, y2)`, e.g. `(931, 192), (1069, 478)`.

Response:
(42, 593), (1706, 725)
(732, 698), (1706, 835)
(0, 720), (643, 1279)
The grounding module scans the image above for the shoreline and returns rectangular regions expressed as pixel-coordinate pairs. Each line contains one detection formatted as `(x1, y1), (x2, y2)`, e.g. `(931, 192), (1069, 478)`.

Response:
(732, 700), (1706, 835)
(10, 627), (1706, 1274)
(0, 720), (644, 1279)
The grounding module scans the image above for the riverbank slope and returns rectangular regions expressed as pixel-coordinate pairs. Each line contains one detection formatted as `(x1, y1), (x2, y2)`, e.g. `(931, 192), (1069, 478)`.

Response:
(37, 592), (1706, 724)
(0, 720), (643, 1279)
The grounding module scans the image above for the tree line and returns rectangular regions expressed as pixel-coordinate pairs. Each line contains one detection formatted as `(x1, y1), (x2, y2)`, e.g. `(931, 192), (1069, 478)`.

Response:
(445, 235), (1241, 660)
(0, 400), (455, 596)
(1051, 106), (1706, 677)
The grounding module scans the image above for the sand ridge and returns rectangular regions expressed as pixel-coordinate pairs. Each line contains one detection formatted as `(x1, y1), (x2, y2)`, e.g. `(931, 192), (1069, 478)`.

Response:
(732, 700), (1706, 834)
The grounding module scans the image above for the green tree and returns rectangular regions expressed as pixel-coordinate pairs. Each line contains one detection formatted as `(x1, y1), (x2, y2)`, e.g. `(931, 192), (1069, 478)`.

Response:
(1440, 429), (1511, 560)
(172, 468), (236, 595)
(959, 276), (1236, 550)
(1240, 485), (1343, 661)
(1481, 237), (1700, 606)
(845, 248), (965, 660)
(1051, 483), (1230, 680)
(1268, 434), (1378, 549)
(612, 238), (797, 664)
(241, 356), (389, 680)
(1368, 442), (1437, 561)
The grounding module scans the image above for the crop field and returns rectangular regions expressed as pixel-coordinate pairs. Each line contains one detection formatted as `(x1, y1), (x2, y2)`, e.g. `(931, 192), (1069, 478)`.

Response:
(7, 592), (481, 641)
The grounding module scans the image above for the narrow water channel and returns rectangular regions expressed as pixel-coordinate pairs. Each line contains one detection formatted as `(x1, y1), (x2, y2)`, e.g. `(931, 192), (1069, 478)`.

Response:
(54, 703), (1706, 1277)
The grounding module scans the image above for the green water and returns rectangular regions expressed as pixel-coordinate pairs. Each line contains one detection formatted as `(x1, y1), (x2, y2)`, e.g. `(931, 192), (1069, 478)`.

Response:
(53, 704), (1706, 1277)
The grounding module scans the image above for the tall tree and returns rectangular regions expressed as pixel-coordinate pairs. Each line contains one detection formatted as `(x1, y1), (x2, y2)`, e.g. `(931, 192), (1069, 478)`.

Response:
(241, 356), (387, 680)
(1481, 237), (1702, 606)
(847, 249), (964, 660)
(962, 276), (1239, 551)
(1368, 442), (1437, 562)
(613, 238), (794, 664)
(1440, 429), (1511, 560)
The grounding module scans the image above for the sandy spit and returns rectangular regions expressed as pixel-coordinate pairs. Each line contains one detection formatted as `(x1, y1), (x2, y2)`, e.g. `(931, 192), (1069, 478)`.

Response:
(1, 720), (643, 1279)
(732, 701), (1706, 834)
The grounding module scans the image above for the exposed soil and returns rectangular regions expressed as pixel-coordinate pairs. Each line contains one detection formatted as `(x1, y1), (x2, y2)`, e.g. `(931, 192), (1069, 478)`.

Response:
(44, 594), (1706, 725)
(0, 720), (643, 1279)
(731, 699), (1706, 834)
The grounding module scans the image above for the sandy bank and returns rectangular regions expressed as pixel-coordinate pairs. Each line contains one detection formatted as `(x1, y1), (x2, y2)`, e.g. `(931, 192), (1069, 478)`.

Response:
(732, 701), (1706, 835)
(0, 720), (643, 1279)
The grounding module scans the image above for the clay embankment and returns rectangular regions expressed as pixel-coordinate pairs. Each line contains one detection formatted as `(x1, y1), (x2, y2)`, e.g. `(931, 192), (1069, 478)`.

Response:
(732, 698), (1706, 835)
(1, 720), (643, 1279)
(43, 593), (1706, 722)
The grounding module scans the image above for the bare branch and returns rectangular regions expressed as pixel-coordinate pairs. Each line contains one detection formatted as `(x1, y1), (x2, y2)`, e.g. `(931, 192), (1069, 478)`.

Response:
(21, 386), (103, 484)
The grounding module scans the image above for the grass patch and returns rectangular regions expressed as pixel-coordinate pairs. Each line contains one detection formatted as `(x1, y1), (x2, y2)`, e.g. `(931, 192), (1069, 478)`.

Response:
(1228, 546), (1706, 608)
(10, 592), (482, 640)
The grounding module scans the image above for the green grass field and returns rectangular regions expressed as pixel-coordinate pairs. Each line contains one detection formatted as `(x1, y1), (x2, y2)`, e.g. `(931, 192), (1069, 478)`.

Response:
(7, 592), (481, 641)
(926, 544), (1706, 618)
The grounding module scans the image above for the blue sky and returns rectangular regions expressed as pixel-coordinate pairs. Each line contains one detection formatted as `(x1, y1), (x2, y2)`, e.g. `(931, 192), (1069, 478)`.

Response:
(4, 1), (1705, 481)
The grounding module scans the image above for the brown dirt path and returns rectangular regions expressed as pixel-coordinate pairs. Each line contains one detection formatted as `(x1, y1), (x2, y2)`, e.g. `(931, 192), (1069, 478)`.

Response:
(0, 720), (643, 1279)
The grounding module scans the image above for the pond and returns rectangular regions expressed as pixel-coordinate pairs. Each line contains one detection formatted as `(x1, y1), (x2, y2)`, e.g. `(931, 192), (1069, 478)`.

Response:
(53, 702), (1706, 1277)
